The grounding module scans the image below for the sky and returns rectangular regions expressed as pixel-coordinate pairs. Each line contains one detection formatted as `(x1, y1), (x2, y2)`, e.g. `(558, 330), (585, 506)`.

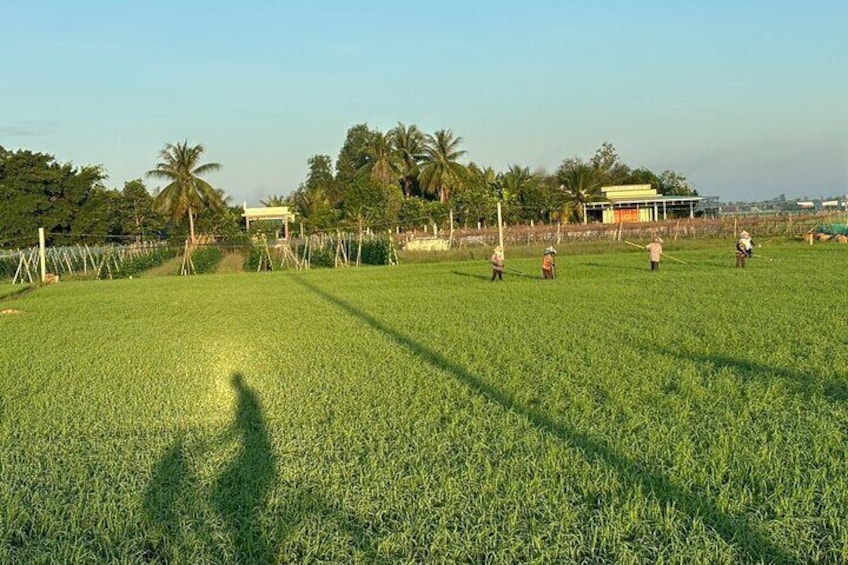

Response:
(2, 0), (846, 204)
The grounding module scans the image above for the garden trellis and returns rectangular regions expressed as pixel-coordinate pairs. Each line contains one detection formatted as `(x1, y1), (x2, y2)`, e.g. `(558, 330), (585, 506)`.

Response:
(2, 241), (173, 283)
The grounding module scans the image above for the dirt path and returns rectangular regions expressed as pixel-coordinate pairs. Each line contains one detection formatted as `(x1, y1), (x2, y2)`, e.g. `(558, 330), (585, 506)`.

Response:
(139, 256), (183, 277)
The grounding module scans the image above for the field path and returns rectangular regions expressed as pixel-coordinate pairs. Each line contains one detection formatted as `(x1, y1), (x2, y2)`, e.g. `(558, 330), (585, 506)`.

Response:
(214, 251), (246, 274)
(139, 256), (183, 277)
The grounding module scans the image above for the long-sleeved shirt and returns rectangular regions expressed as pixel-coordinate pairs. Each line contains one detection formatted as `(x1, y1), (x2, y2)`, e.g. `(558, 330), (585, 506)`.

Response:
(645, 242), (662, 262)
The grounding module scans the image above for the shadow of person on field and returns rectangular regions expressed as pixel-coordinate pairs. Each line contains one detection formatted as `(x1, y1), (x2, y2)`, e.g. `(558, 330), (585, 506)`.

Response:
(292, 276), (793, 564)
(143, 372), (381, 562)
(212, 372), (277, 563)
(142, 436), (190, 562)
(143, 435), (218, 562)
(268, 481), (381, 562)
(646, 345), (847, 404)
(582, 262), (643, 272)
(450, 270), (491, 281)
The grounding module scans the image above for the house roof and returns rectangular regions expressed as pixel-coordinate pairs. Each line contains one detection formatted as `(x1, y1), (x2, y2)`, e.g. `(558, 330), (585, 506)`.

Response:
(584, 195), (703, 209)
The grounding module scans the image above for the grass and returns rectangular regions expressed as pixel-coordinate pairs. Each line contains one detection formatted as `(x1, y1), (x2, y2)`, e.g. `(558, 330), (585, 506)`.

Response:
(0, 242), (846, 563)
(214, 251), (247, 274)
(0, 284), (32, 300)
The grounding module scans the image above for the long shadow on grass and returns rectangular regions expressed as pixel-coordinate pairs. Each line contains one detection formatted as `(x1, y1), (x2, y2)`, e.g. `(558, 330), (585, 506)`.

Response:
(647, 345), (848, 403)
(293, 276), (793, 564)
(583, 262), (643, 272)
(450, 270), (492, 281)
(142, 436), (194, 562)
(212, 372), (277, 563)
(143, 373), (276, 562)
(145, 373), (380, 562)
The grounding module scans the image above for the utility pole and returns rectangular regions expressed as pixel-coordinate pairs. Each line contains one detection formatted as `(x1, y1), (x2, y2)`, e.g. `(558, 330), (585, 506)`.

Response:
(496, 200), (504, 256)
(449, 209), (454, 249)
(38, 227), (46, 283)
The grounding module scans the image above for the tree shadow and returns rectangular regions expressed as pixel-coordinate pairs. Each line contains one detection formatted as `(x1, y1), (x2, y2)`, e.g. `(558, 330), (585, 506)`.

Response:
(292, 276), (794, 564)
(645, 344), (847, 404)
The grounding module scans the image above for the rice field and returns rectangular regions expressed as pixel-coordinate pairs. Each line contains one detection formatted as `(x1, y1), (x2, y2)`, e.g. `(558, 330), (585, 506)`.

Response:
(0, 242), (845, 563)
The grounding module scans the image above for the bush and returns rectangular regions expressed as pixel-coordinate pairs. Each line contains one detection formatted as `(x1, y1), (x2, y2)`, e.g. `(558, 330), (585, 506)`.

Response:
(113, 247), (176, 279)
(308, 248), (334, 268)
(243, 245), (274, 272)
(359, 238), (392, 265)
(189, 246), (222, 274)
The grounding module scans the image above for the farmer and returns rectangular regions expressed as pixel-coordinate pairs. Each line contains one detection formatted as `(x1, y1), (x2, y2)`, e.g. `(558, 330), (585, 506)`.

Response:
(490, 245), (505, 281)
(645, 237), (663, 271)
(735, 238), (748, 268)
(541, 246), (556, 279)
(740, 230), (755, 258)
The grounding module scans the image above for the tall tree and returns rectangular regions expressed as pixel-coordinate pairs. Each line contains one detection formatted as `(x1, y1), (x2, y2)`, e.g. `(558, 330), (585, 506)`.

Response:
(499, 165), (534, 203)
(658, 170), (696, 195)
(556, 160), (603, 223)
(455, 164), (499, 227)
(146, 141), (222, 244)
(419, 129), (467, 203)
(335, 124), (379, 191)
(622, 167), (661, 189)
(120, 179), (163, 242)
(590, 142), (630, 186)
(292, 154), (339, 231)
(388, 122), (425, 198)
(260, 194), (287, 207)
(0, 147), (105, 246)
(358, 131), (401, 187)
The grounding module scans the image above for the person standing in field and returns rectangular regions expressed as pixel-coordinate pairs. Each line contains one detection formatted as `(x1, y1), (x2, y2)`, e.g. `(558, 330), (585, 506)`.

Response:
(541, 246), (556, 279)
(491, 245), (504, 281)
(645, 237), (663, 271)
(735, 238), (748, 268)
(740, 230), (755, 258)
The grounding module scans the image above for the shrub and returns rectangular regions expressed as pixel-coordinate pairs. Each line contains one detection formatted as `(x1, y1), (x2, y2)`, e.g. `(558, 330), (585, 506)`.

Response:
(189, 245), (222, 274)
(113, 247), (176, 279)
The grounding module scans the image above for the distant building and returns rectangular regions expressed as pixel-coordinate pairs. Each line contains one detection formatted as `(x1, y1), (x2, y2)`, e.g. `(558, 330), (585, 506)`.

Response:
(583, 184), (702, 224)
(242, 204), (296, 238)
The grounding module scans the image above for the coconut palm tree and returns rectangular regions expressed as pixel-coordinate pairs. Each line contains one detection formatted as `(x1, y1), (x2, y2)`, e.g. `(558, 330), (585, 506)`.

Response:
(499, 165), (534, 202)
(557, 162), (603, 223)
(260, 194), (288, 207)
(146, 141), (222, 243)
(388, 122), (425, 198)
(357, 131), (400, 187)
(419, 129), (467, 203)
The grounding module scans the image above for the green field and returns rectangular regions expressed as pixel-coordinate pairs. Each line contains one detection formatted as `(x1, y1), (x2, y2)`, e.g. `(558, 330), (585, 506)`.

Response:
(1, 243), (846, 563)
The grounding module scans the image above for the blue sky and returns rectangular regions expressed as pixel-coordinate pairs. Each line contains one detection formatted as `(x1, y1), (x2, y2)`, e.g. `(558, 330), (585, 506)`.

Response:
(2, 0), (846, 204)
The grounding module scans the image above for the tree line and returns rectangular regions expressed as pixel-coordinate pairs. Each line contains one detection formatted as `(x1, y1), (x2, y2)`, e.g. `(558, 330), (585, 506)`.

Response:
(0, 144), (242, 247)
(0, 126), (695, 247)
(280, 123), (696, 232)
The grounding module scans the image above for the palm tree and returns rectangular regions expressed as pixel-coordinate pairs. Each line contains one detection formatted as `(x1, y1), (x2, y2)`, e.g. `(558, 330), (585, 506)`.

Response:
(557, 162), (602, 223)
(419, 129), (467, 203)
(146, 141), (222, 244)
(499, 165), (533, 202)
(388, 122), (425, 198)
(358, 131), (400, 187)
(260, 194), (288, 207)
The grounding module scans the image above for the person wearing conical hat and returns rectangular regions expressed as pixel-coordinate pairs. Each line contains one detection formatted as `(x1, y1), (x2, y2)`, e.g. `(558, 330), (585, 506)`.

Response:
(645, 236), (663, 271)
(541, 246), (556, 279)
(490, 245), (504, 281)
(739, 230), (755, 258)
(735, 237), (748, 268)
